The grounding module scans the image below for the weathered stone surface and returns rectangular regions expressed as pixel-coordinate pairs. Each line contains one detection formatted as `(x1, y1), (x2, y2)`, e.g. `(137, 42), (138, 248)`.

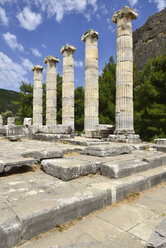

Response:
(23, 118), (32, 126)
(146, 217), (166, 248)
(61, 44), (76, 130)
(0, 115), (3, 127)
(30, 133), (72, 142)
(82, 144), (132, 157)
(112, 6), (140, 141)
(7, 117), (14, 125)
(0, 205), (21, 248)
(38, 125), (72, 134)
(133, 8), (166, 70)
(82, 29), (99, 133)
(41, 151), (166, 181)
(0, 160), (4, 173)
(6, 125), (28, 141)
(109, 134), (141, 143)
(60, 137), (109, 146)
(1, 157), (166, 247)
(32, 65), (43, 125)
(156, 146), (166, 153)
(44, 55), (59, 125)
(22, 149), (63, 161)
(154, 139), (166, 145)
(41, 158), (99, 181)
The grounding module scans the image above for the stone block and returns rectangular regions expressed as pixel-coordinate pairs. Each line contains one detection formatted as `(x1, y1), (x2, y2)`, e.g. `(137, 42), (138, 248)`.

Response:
(23, 118), (32, 126)
(146, 217), (166, 248)
(0, 207), (21, 248)
(0, 160), (4, 173)
(82, 145), (132, 157)
(0, 115), (3, 127)
(154, 139), (166, 145)
(39, 125), (72, 134)
(7, 117), (15, 125)
(6, 125), (28, 141)
(41, 158), (99, 181)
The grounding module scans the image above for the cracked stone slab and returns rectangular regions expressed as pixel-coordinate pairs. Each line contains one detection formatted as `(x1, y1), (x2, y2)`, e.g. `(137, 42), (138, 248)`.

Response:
(0, 204), (21, 248)
(21, 149), (64, 161)
(82, 144), (132, 157)
(146, 217), (166, 248)
(41, 151), (166, 181)
(1, 164), (166, 247)
(41, 158), (100, 181)
(10, 188), (110, 241)
(0, 157), (36, 174)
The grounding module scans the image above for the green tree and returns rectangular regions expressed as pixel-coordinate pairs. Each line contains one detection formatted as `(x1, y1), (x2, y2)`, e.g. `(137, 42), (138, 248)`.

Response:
(99, 56), (116, 124)
(16, 82), (33, 124)
(134, 54), (166, 141)
(75, 86), (84, 132)
(42, 83), (46, 125)
(1, 110), (13, 125)
(57, 73), (62, 124)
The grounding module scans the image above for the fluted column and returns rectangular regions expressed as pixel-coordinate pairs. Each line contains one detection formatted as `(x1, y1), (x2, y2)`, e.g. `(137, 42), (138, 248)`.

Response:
(112, 6), (138, 134)
(82, 29), (99, 132)
(32, 65), (43, 126)
(60, 44), (76, 130)
(44, 56), (59, 125)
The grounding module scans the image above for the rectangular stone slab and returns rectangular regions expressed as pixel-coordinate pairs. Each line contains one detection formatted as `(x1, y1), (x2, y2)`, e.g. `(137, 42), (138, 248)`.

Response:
(82, 144), (132, 157)
(41, 158), (99, 181)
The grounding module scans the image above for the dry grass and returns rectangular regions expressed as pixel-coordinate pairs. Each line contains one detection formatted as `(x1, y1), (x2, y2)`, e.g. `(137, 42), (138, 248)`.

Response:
(63, 151), (80, 158)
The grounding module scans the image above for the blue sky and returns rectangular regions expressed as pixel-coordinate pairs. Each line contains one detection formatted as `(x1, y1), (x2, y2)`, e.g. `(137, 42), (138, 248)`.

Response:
(0, 0), (165, 92)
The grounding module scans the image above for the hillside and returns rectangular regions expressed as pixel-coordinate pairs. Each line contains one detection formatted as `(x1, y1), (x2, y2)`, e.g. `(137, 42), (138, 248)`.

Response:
(133, 8), (166, 70)
(0, 88), (20, 114)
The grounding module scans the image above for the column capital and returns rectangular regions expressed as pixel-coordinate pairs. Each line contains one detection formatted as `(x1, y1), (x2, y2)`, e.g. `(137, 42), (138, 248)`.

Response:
(32, 65), (43, 72)
(44, 55), (59, 64)
(60, 44), (76, 54)
(112, 6), (138, 23)
(81, 29), (98, 42)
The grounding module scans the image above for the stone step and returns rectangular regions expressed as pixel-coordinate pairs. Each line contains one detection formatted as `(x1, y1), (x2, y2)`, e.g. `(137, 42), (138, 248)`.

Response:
(41, 151), (166, 181)
(82, 144), (132, 157)
(2, 164), (166, 248)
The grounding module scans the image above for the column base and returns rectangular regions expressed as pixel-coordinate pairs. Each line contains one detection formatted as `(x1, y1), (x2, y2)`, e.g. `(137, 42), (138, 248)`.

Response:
(83, 125), (115, 138)
(109, 133), (141, 143)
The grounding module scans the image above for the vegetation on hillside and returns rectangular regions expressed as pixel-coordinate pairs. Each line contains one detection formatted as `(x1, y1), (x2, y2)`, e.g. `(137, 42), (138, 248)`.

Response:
(0, 88), (19, 114)
(0, 54), (165, 141)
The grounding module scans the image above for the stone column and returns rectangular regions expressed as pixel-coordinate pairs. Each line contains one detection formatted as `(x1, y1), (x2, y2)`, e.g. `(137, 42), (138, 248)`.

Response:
(82, 29), (99, 132)
(7, 117), (14, 125)
(60, 44), (76, 130)
(44, 56), (59, 126)
(32, 65), (43, 126)
(112, 6), (138, 135)
(0, 115), (3, 127)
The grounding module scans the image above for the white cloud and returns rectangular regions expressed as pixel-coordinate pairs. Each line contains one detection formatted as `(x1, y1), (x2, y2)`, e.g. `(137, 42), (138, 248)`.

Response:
(21, 58), (33, 71)
(0, 52), (27, 89)
(34, 0), (97, 22)
(2, 32), (24, 51)
(31, 48), (42, 57)
(17, 6), (42, 31)
(41, 43), (46, 49)
(0, 7), (8, 26)
(107, 18), (116, 32)
(152, 0), (166, 10)
(127, 0), (138, 7)
(74, 60), (83, 67)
